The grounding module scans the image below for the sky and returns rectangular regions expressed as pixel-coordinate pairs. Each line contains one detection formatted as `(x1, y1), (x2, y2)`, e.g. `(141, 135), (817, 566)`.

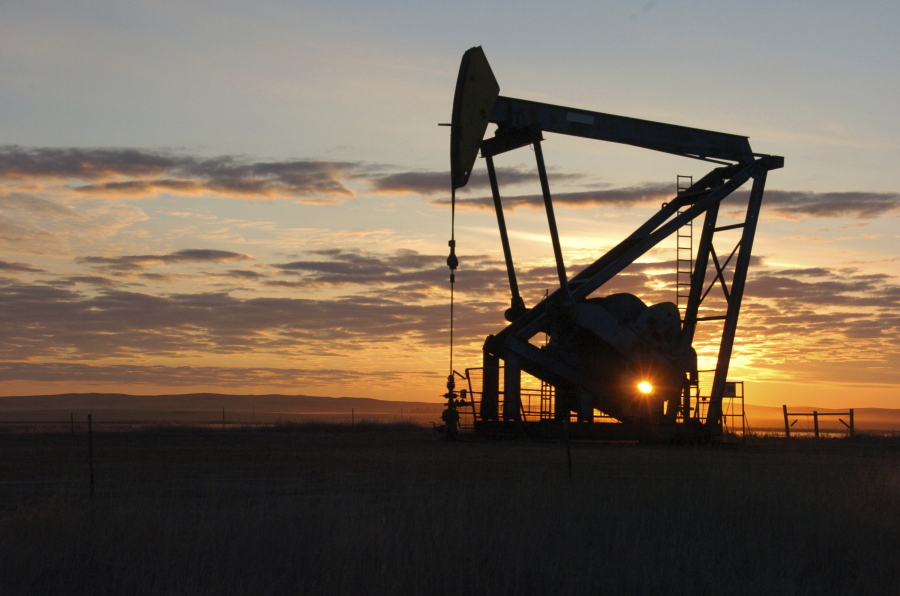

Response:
(1, 0), (898, 408)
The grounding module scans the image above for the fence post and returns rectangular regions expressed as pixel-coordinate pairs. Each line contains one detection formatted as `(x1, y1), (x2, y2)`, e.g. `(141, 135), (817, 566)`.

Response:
(849, 409), (855, 438)
(88, 414), (94, 501)
(813, 411), (819, 438)
(783, 405), (790, 438)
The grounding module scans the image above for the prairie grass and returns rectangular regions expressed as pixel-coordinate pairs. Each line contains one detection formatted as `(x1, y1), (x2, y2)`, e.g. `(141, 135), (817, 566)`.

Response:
(1, 428), (898, 595)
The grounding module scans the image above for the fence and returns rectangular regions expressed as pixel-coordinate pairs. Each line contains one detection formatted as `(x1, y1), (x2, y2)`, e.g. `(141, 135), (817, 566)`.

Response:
(782, 405), (854, 438)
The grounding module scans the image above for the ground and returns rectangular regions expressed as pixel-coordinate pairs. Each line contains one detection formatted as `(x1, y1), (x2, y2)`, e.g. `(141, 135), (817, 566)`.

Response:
(1, 425), (898, 595)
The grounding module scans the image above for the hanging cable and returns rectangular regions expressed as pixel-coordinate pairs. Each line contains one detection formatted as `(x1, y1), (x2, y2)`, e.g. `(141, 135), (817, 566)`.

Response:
(446, 186), (459, 388)
(441, 190), (461, 440)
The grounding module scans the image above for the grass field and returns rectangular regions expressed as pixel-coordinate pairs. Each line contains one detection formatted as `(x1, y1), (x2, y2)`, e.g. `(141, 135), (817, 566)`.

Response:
(1, 425), (898, 595)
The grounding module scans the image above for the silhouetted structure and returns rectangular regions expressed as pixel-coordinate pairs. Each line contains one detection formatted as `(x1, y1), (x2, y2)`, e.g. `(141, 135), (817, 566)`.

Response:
(444, 47), (783, 442)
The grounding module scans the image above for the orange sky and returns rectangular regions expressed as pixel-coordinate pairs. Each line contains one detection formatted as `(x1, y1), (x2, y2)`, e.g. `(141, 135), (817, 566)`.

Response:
(1, 2), (898, 410)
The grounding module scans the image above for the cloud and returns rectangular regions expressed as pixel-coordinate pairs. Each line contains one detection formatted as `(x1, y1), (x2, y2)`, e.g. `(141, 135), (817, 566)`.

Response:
(0, 259), (43, 273)
(78, 249), (251, 272)
(0, 242), (897, 391)
(271, 248), (448, 288)
(0, 146), (360, 200)
(0, 191), (148, 254)
(425, 181), (900, 220)
(224, 269), (263, 279)
(431, 182), (673, 210)
(63, 276), (119, 287)
(761, 190), (900, 219)
(0, 361), (417, 388)
(368, 167), (587, 196)
(746, 272), (897, 307)
(0, 281), (479, 361)
(4, 146), (897, 221)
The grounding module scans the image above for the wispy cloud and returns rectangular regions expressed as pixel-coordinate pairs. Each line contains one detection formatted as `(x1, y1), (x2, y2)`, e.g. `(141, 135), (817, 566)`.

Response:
(271, 248), (447, 288)
(77, 249), (251, 272)
(1, 243), (897, 390)
(0, 361), (418, 388)
(0, 146), (361, 201)
(437, 185), (900, 219)
(432, 183), (673, 210)
(761, 190), (900, 219)
(0, 259), (43, 273)
(4, 146), (898, 222)
(368, 167), (587, 196)
(0, 282), (469, 361)
(0, 191), (148, 254)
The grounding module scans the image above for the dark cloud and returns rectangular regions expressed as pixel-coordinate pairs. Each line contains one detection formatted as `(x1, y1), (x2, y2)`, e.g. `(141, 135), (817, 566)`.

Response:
(773, 267), (833, 277)
(0, 146), (360, 199)
(368, 167), (586, 195)
(426, 182), (900, 220)
(0, 282), (484, 361)
(0, 146), (179, 180)
(271, 248), (447, 287)
(0, 259), (43, 273)
(0, 361), (418, 387)
(5, 146), (896, 219)
(746, 274), (895, 307)
(0, 242), (897, 388)
(432, 182), (672, 210)
(78, 249), (251, 271)
(65, 276), (118, 287)
(225, 269), (262, 279)
(761, 190), (900, 219)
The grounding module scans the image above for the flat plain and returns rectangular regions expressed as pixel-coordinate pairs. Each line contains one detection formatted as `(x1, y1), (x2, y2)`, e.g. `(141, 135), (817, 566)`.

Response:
(1, 425), (898, 595)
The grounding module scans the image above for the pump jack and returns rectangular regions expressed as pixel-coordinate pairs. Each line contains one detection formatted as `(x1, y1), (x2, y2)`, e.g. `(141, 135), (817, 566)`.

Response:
(447, 47), (783, 441)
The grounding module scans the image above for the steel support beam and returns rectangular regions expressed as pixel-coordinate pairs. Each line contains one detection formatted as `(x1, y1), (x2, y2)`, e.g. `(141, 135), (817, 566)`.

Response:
(705, 168), (768, 431)
(503, 352), (522, 421)
(491, 96), (753, 162)
(481, 351), (500, 421)
(496, 163), (755, 344)
(485, 155), (525, 316)
(533, 139), (571, 300)
(681, 202), (721, 347)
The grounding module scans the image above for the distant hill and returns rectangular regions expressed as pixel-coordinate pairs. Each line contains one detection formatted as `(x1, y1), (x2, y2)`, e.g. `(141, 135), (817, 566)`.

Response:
(0, 393), (443, 424)
(1, 393), (897, 431)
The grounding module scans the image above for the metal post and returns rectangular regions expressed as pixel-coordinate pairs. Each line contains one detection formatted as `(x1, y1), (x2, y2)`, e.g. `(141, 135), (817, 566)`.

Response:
(849, 409), (855, 438)
(813, 411), (819, 438)
(707, 169), (768, 431)
(681, 383), (691, 421)
(783, 404), (790, 438)
(486, 155), (525, 316)
(681, 203), (720, 344)
(503, 353), (522, 421)
(481, 352), (500, 421)
(556, 388), (574, 422)
(532, 140), (570, 299)
(87, 414), (94, 501)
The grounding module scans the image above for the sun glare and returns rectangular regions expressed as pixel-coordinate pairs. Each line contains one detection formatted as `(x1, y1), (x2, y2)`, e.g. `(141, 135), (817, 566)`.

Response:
(637, 381), (653, 394)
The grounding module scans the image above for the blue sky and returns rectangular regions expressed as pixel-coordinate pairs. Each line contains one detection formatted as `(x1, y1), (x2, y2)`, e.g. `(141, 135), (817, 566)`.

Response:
(1, 1), (898, 407)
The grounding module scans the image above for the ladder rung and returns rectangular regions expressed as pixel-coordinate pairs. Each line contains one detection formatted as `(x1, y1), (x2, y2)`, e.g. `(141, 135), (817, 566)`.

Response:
(676, 176), (693, 311)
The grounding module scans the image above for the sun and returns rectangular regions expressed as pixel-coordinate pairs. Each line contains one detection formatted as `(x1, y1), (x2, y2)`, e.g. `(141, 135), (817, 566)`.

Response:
(637, 381), (653, 395)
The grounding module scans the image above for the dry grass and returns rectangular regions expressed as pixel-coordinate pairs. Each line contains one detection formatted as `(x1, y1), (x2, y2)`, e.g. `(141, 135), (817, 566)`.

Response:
(1, 427), (898, 595)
